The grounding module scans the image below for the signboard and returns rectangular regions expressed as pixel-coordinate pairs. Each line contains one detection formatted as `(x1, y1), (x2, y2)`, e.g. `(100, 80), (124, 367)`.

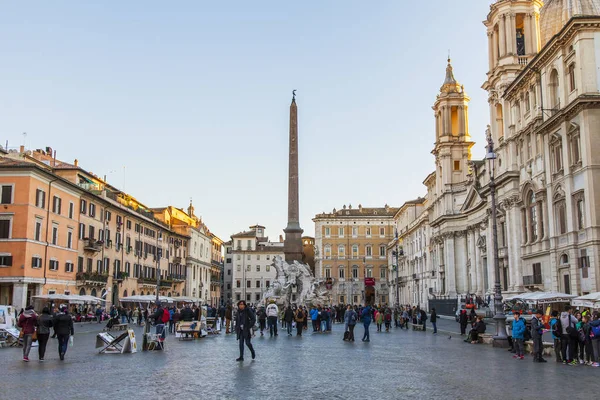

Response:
(122, 329), (137, 353)
(365, 278), (375, 287)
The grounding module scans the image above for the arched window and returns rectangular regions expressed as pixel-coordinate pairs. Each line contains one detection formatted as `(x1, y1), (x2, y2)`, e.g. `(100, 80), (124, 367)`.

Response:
(132, 290), (136, 296)
(79, 288), (86, 296)
(123, 290), (128, 298)
(560, 254), (569, 266)
(554, 189), (567, 235)
(528, 191), (538, 242)
(91, 288), (97, 297)
(549, 69), (560, 109)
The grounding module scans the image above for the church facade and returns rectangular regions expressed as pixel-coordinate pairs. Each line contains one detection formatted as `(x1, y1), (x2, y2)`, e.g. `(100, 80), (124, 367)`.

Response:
(391, 0), (600, 311)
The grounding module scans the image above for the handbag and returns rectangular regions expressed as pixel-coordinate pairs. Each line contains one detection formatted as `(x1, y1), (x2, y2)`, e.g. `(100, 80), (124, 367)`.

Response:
(32, 330), (38, 342)
(18, 330), (24, 339)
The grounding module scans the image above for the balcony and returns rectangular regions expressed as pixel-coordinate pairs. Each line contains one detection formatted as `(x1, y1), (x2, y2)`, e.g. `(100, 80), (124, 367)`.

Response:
(76, 272), (108, 285)
(523, 274), (543, 286)
(138, 277), (157, 286)
(160, 280), (173, 288)
(170, 274), (186, 282)
(83, 239), (102, 252)
(114, 271), (129, 282)
(172, 256), (182, 264)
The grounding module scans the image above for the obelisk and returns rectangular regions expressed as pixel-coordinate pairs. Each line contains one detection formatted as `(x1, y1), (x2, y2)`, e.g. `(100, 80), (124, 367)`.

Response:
(284, 90), (303, 262)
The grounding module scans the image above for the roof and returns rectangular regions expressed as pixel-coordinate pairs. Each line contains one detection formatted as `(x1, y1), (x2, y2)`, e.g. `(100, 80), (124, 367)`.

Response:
(231, 230), (257, 238)
(314, 205), (399, 219)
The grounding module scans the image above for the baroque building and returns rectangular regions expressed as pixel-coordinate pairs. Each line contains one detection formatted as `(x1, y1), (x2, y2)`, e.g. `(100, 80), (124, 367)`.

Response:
(392, 0), (600, 311)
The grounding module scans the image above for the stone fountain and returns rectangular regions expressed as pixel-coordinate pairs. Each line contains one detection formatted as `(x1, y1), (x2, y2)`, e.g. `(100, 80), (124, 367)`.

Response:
(261, 256), (330, 306)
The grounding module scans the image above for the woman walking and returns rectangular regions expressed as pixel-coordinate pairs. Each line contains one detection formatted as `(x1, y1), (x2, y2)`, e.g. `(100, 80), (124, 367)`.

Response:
(295, 307), (305, 336)
(235, 300), (256, 361)
(344, 305), (357, 342)
(375, 309), (383, 332)
(17, 305), (37, 362)
(37, 307), (53, 361)
(361, 304), (372, 342)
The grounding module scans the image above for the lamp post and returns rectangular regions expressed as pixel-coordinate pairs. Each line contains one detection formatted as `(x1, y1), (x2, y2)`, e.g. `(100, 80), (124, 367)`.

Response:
(394, 229), (399, 308)
(155, 236), (162, 304)
(486, 127), (509, 348)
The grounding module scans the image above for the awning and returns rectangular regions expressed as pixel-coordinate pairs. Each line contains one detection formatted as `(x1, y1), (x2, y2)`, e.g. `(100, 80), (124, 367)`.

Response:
(572, 292), (600, 308)
(119, 295), (176, 303)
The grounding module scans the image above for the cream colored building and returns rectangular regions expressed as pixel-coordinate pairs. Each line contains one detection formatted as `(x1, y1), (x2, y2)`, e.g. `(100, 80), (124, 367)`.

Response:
(230, 225), (284, 304)
(314, 205), (397, 306)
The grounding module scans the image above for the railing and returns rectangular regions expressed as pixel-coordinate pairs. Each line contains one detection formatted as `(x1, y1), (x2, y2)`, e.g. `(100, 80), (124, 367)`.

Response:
(78, 182), (103, 192)
(115, 271), (129, 281)
(523, 274), (543, 285)
(518, 55), (531, 66)
(83, 239), (102, 252)
(76, 272), (108, 283)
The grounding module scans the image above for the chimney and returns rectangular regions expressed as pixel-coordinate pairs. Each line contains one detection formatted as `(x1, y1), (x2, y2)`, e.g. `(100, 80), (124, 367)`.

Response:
(74, 159), (79, 167)
(19, 145), (24, 154)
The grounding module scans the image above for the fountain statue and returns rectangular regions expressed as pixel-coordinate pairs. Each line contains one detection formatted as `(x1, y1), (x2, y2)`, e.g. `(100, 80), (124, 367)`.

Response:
(261, 256), (330, 306)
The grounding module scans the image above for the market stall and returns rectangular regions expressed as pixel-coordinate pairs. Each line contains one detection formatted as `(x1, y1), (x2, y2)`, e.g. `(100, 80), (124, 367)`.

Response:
(572, 292), (600, 309)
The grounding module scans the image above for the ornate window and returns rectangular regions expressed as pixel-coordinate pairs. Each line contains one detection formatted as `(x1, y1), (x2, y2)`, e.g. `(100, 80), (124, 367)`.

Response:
(352, 266), (359, 279)
(525, 92), (530, 113)
(339, 267), (345, 279)
(549, 69), (560, 109)
(568, 63), (576, 93)
(554, 188), (567, 235)
(352, 244), (358, 258)
(550, 134), (563, 175)
(338, 244), (345, 257)
(324, 245), (331, 258)
(573, 191), (585, 231)
(528, 191), (538, 242)
(568, 123), (581, 168)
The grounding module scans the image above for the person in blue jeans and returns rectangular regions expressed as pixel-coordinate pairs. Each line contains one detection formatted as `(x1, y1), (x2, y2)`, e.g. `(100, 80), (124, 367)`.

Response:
(430, 308), (438, 334)
(361, 305), (372, 342)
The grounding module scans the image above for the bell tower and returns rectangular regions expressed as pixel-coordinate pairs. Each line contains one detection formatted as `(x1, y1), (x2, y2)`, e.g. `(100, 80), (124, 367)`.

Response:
(432, 58), (474, 197)
(483, 0), (544, 145)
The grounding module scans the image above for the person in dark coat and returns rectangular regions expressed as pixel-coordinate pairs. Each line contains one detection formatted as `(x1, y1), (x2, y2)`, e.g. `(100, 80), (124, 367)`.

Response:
(466, 316), (486, 344)
(180, 305), (194, 322)
(53, 305), (74, 361)
(531, 309), (547, 363)
(459, 310), (468, 335)
(284, 306), (294, 336)
(225, 304), (233, 334)
(235, 301), (256, 361)
(37, 307), (53, 361)
(430, 308), (438, 334)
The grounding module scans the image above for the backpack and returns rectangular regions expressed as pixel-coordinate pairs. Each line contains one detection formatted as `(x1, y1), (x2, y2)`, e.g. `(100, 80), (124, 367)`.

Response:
(551, 319), (562, 337)
(162, 308), (170, 323)
(592, 324), (600, 338)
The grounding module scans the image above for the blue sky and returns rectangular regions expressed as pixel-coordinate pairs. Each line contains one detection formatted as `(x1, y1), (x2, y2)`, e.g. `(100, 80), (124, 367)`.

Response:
(0, 1), (493, 240)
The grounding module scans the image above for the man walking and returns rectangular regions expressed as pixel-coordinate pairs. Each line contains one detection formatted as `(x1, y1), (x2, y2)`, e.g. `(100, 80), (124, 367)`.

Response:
(53, 305), (74, 361)
(344, 305), (357, 342)
(560, 305), (579, 365)
(225, 304), (233, 334)
(235, 300), (256, 361)
(284, 305), (294, 336)
(266, 300), (279, 337)
(549, 310), (562, 362)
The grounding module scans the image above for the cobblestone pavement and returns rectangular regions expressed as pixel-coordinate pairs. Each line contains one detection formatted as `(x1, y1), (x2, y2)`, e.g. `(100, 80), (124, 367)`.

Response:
(1, 321), (597, 400)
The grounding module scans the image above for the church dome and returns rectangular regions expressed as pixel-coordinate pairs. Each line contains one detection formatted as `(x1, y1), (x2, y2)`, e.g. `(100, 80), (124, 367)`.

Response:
(540, 0), (600, 47)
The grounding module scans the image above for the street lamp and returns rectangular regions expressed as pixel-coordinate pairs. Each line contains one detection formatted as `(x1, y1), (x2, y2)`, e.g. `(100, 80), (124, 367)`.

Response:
(155, 236), (163, 304)
(486, 126), (509, 348)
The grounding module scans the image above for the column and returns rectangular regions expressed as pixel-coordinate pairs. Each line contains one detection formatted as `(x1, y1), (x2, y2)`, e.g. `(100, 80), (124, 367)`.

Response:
(506, 14), (515, 55)
(531, 13), (540, 53)
(445, 106), (452, 135)
(488, 31), (494, 71)
(474, 229), (483, 295)
(493, 31), (499, 67)
(12, 283), (28, 311)
(498, 15), (506, 58)
(458, 105), (465, 135)
(435, 113), (439, 139)
(510, 205), (524, 292)
(445, 235), (457, 296)
(525, 14), (533, 55)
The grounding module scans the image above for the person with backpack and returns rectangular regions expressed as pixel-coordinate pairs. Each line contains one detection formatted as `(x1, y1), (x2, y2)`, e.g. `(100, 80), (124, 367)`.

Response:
(511, 312), (526, 360)
(579, 314), (594, 365)
(361, 304), (372, 342)
(53, 305), (74, 361)
(294, 308), (305, 336)
(266, 300), (279, 337)
(560, 305), (579, 365)
(257, 307), (267, 336)
(550, 310), (562, 363)
(384, 308), (392, 332)
(17, 305), (37, 362)
(284, 306), (294, 336)
(590, 311), (600, 367)
(420, 309), (428, 332)
(344, 305), (357, 342)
